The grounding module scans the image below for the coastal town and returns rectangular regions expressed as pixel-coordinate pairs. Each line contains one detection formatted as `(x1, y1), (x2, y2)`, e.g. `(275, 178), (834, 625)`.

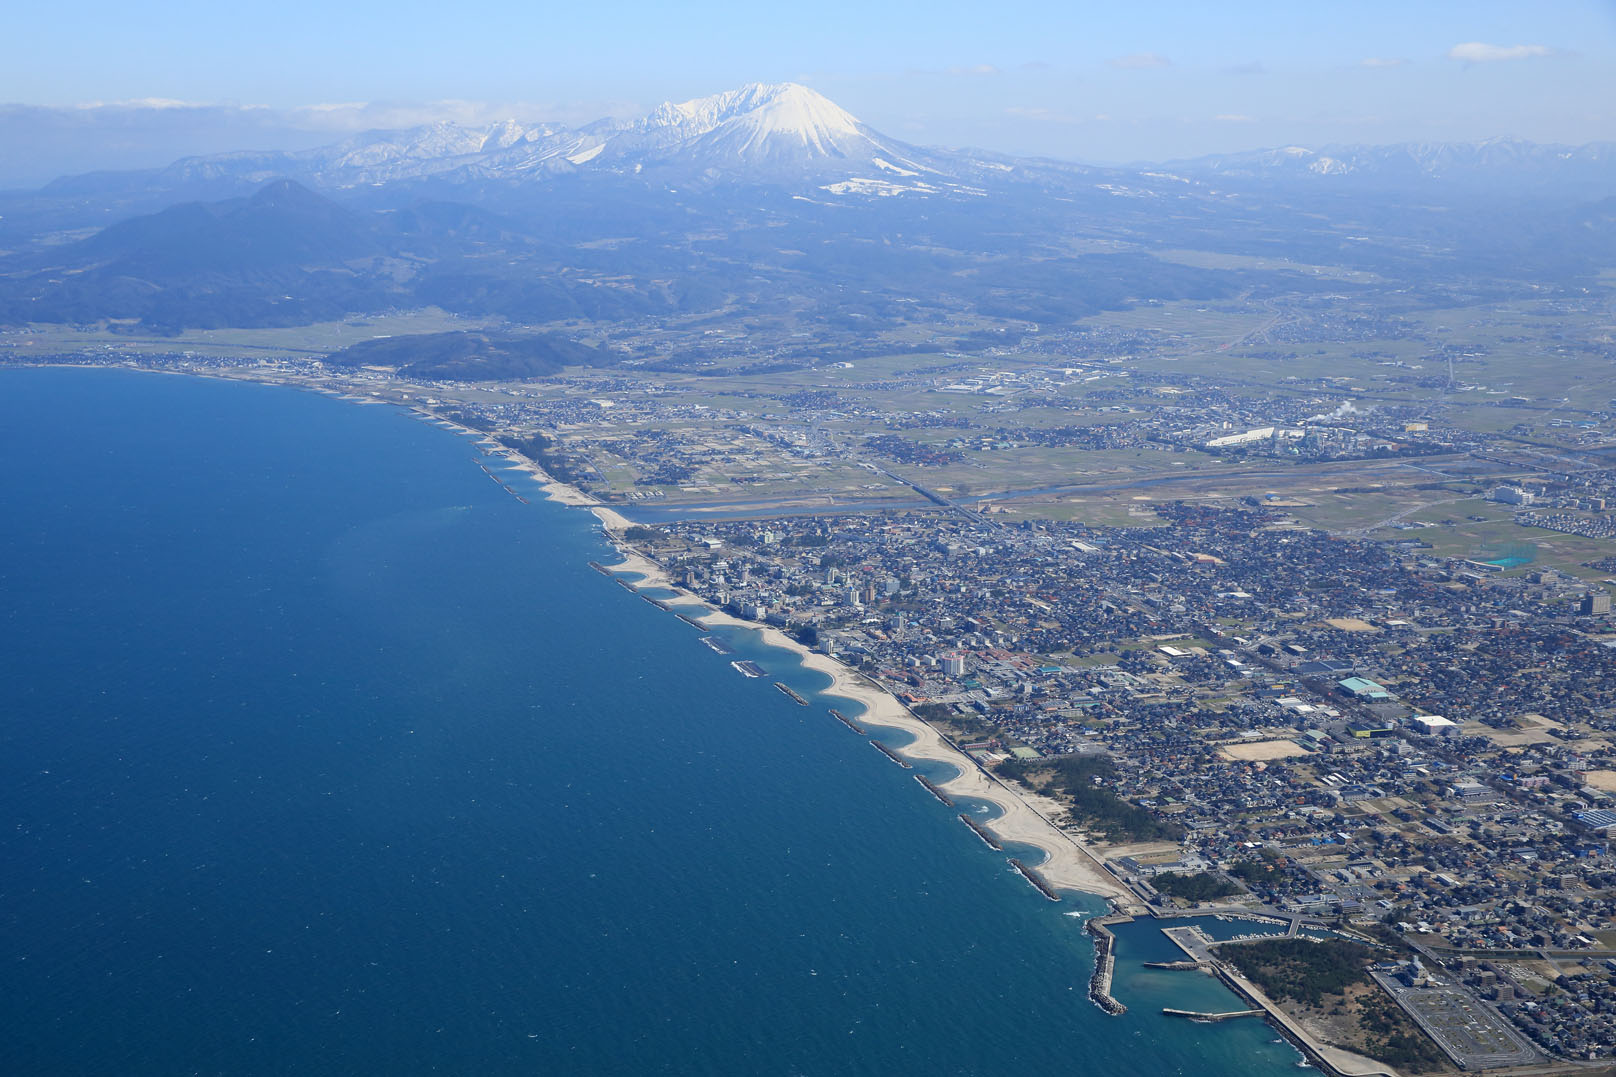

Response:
(13, 285), (1616, 1075)
(9, 9), (1616, 1073)
(607, 499), (1616, 1071)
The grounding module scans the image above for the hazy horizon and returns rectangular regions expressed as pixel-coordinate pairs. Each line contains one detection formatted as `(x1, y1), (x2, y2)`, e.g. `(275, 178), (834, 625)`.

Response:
(4, 1), (1614, 188)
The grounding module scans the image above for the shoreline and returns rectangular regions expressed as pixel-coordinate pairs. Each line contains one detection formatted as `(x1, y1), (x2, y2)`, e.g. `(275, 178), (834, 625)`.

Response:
(17, 364), (1369, 1072)
(449, 414), (1144, 905)
(9, 365), (1131, 906)
(577, 492), (1130, 905)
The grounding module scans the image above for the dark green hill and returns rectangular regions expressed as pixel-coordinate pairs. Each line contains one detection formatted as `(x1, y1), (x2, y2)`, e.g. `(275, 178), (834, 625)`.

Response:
(324, 331), (615, 380)
(80, 178), (382, 276)
(0, 179), (405, 330)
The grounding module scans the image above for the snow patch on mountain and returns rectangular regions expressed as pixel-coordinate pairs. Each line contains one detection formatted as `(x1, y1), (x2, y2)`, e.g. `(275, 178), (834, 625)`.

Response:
(821, 177), (936, 197)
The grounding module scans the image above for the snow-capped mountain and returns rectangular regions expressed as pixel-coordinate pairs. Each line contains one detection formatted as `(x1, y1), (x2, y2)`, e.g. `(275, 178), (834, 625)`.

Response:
(8, 82), (1616, 340)
(642, 83), (874, 161)
(601, 82), (941, 179)
(144, 83), (963, 196)
(37, 83), (1616, 210)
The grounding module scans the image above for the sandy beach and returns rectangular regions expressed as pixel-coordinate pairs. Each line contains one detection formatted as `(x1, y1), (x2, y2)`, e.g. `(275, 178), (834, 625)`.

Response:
(442, 429), (1129, 903)
(704, 605), (1126, 902)
(410, 407), (601, 509)
(41, 385), (1128, 904)
(583, 510), (1129, 904)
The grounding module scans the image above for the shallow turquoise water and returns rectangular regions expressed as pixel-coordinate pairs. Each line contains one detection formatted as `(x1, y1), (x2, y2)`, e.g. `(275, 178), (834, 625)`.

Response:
(0, 368), (1305, 1075)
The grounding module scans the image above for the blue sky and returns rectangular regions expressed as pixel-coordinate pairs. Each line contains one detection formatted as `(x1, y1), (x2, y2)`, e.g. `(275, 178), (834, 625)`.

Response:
(3, 0), (1614, 175)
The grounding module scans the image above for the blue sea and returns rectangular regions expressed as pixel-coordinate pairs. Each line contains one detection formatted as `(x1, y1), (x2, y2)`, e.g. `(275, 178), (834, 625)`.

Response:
(0, 368), (1307, 1075)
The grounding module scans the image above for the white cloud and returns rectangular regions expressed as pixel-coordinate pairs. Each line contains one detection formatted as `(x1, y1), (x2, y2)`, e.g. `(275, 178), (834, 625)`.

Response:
(73, 97), (218, 110)
(1447, 42), (1555, 63)
(277, 98), (637, 132)
(1005, 105), (1078, 124)
(1359, 57), (1406, 69)
(299, 101), (370, 114)
(944, 64), (1000, 77)
(286, 100), (508, 131)
(1214, 113), (1255, 123)
(55, 96), (629, 133)
(1109, 53), (1170, 70)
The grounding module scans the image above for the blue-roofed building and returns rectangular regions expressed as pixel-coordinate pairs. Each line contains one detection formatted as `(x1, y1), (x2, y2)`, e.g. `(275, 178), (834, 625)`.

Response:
(1338, 676), (1393, 702)
(1574, 809), (1616, 833)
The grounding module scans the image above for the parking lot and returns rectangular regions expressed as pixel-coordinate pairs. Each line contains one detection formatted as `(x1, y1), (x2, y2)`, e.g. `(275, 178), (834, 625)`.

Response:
(1371, 973), (1540, 1070)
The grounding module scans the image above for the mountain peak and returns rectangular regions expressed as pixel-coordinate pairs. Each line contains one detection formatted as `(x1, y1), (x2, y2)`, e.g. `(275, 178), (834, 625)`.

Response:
(642, 82), (866, 160)
(109, 82), (927, 192)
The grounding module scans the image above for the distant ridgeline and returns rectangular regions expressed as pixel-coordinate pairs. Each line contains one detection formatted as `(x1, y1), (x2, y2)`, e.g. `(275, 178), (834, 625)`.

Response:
(2, 82), (1614, 340)
(323, 331), (615, 380)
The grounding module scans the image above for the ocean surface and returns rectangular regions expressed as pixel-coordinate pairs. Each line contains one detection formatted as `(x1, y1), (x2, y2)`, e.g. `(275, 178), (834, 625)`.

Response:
(0, 368), (1308, 1075)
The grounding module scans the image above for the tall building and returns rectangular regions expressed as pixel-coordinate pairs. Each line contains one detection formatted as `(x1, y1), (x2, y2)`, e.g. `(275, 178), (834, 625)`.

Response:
(1582, 592), (1612, 615)
(1489, 485), (1534, 506)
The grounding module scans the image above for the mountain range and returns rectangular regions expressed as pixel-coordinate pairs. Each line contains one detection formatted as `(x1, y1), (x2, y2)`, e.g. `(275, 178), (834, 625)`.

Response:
(1, 83), (1612, 354)
(27, 82), (1612, 203)
(39, 83), (961, 198)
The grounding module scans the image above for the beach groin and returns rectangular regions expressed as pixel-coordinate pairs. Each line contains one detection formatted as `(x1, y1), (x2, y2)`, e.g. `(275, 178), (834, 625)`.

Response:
(774, 682), (809, 706)
(958, 812), (1001, 850)
(1008, 857), (1060, 902)
(829, 708), (865, 735)
(1086, 918), (1128, 1015)
(1161, 1008), (1264, 1022)
(732, 660), (766, 678)
(701, 636), (735, 656)
(868, 739), (913, 768)
(676, 613), (706, 629)
(587, 561), (613, 576)
(915, 775), (954, 806)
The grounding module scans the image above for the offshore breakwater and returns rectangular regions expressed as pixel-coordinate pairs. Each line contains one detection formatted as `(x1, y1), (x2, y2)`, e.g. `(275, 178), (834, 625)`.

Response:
(1086, 916), (1129, 1015)
(1009, 858), (1060, 901)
